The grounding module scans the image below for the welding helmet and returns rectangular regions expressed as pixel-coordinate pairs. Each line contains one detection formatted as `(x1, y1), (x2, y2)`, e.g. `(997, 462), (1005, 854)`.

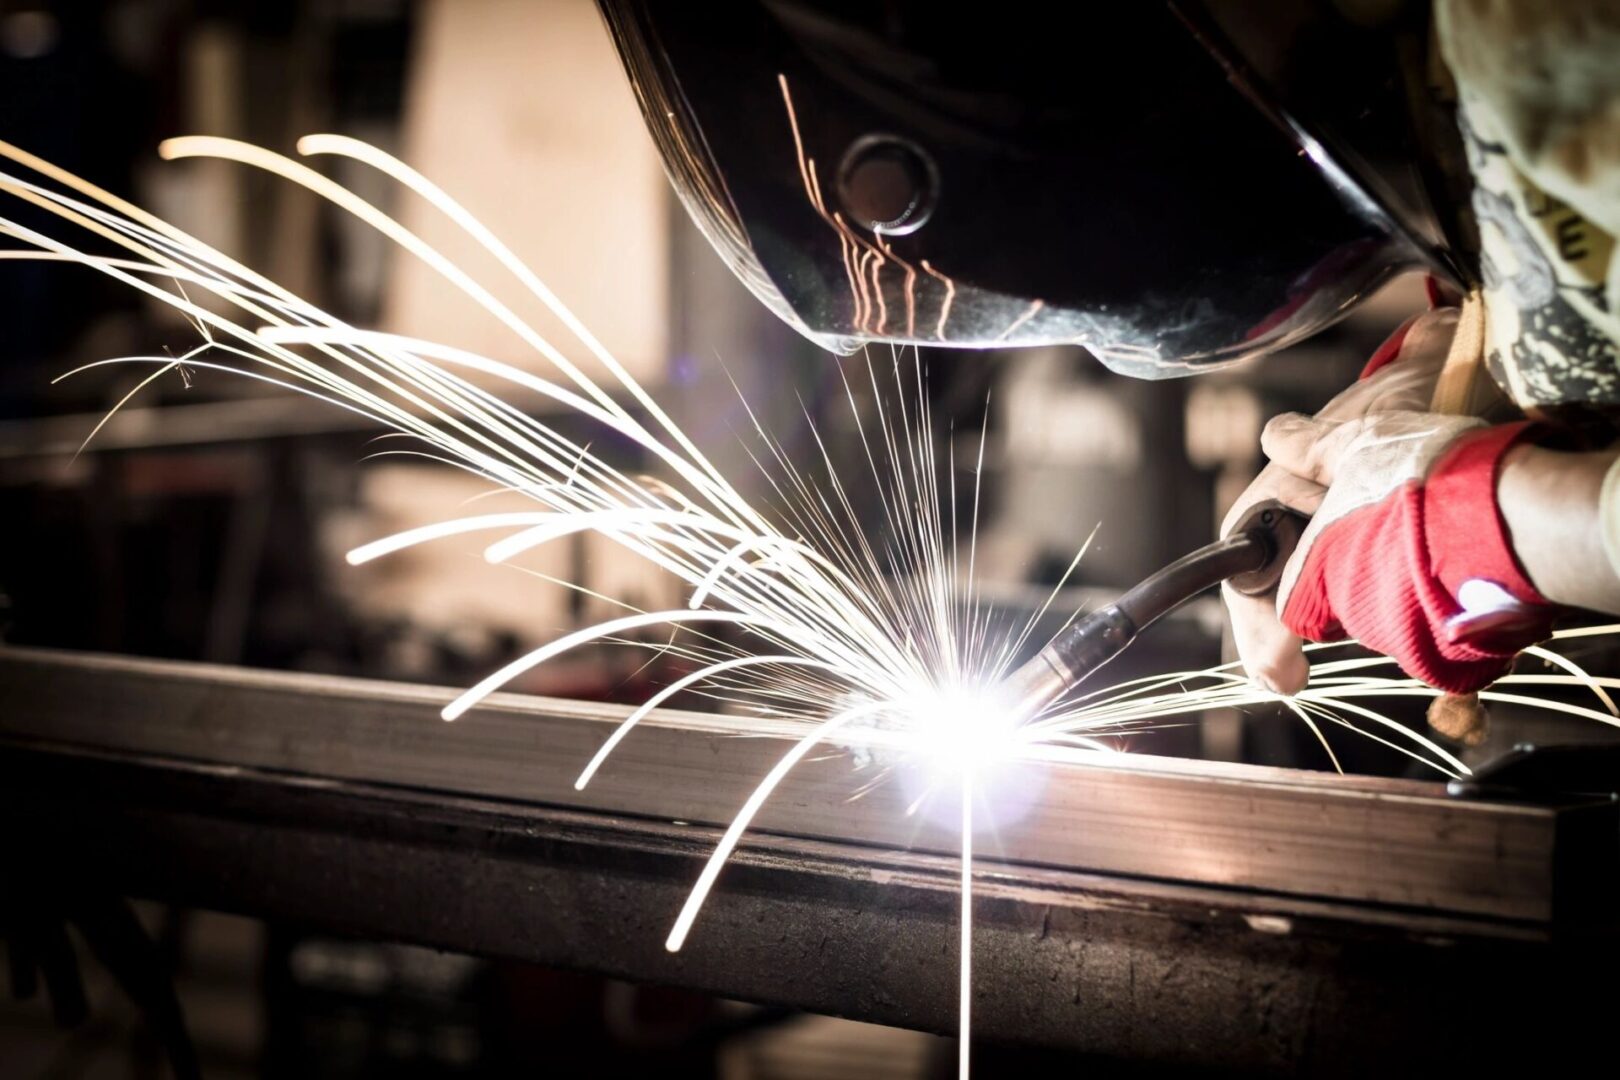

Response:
(598, 1), (1456, 377)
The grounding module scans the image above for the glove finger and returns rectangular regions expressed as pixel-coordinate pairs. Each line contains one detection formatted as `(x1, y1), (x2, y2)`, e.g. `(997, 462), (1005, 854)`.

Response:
(1258, 413), (1322, 475)
(1356, 308), (1457, 410)
(1261, 413), (1365, 489)
(1219, 462), (1327, 535)
(1360, 364), (1440, 414)
(1223, 582), (1310, 695)
(1272, 469), (1327, 517)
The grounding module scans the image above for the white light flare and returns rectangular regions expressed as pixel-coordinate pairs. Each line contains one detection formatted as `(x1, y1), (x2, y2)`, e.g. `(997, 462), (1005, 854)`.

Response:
(891, 684), (1048, 839)
(919, 684), (1022, 781)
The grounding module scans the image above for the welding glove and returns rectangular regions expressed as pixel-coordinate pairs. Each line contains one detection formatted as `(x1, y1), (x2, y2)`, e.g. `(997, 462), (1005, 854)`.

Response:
(1222, 307), (1555, 694)
(1260, 411), (1557, 694)
(1221, 308), (1466, 693)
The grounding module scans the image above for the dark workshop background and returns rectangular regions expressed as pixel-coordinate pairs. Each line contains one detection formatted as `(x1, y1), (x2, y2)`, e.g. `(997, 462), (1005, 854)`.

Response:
(3, 2), (1617, 1078)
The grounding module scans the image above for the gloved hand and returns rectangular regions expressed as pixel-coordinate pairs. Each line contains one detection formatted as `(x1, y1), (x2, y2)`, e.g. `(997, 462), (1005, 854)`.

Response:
(1221, 307), (1555, 694)
(1260, 411), (1557, 694)
(1221, 308), (1460, 693)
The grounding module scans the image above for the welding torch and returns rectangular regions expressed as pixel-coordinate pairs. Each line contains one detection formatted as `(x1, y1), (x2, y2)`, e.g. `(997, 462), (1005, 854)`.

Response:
(999, 500), (1307, 720)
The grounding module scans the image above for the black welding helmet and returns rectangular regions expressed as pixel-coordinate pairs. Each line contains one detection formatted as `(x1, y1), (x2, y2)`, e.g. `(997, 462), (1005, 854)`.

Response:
(598, 1), (1455, 377)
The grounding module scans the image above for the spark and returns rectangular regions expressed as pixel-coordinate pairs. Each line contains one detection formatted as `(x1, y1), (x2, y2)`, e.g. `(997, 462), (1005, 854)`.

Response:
(920, 258), (956, 341)
(995, 298), (1046, 343)
(0, 139), (1017, 1073)
(779, 74), (870, 334)
(7, 134), (1620, 1080)
(876, 232), (920, 340)
(665, 701), (889, 953)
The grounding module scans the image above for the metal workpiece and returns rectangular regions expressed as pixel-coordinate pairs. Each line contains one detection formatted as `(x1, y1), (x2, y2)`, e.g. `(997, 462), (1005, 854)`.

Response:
(0, 694), (1615, 1075)
(0, 646), (1612, 924)
(1, 648), (1618, 1071)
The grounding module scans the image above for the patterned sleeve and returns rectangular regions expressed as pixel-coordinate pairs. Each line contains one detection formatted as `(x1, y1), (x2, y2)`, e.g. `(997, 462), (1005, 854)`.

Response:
(1435, 0), (1620, 406)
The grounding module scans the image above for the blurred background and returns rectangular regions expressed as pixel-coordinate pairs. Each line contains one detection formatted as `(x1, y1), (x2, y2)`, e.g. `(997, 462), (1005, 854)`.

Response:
(2, 1), (1616, 1076)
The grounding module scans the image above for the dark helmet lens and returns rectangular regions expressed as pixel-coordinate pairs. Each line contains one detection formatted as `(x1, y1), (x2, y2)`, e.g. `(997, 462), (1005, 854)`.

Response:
(600, 1), (1432, 375)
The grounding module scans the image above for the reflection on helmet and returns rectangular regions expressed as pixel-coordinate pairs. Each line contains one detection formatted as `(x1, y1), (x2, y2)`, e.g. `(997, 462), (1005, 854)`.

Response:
(599, 1), (1450, 377)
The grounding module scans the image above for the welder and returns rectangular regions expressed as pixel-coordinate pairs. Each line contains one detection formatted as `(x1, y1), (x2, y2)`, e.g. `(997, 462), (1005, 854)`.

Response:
(597, 2), (1620, 708)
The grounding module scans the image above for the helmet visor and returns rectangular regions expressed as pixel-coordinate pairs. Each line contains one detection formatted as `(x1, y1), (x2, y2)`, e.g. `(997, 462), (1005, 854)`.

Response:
(600, 1), (1432, 376)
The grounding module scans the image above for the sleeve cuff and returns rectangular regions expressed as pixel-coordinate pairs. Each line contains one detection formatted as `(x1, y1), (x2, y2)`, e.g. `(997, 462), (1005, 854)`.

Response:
(1421, 421), (1550, 607)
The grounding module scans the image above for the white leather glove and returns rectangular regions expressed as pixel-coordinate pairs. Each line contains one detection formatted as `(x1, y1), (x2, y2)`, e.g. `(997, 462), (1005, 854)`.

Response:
(1220, 308), (1460, 693)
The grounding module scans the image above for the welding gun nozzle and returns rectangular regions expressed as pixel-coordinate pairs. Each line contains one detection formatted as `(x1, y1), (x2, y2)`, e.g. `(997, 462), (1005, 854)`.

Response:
(997, 500), (1307, 721)
(999, 605), (1136, 722)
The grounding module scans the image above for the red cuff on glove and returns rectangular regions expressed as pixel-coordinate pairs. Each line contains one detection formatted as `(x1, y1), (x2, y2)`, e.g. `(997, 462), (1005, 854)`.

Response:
(1423, 422), (1546, 605)
(1281, 422), (1554, 694)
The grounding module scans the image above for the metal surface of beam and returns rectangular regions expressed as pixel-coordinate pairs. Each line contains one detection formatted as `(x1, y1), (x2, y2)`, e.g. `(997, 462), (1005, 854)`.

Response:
(1, 736), (1614, 1075)
(2, 647), (1618, 1073)
(0, 646), (1611, 922)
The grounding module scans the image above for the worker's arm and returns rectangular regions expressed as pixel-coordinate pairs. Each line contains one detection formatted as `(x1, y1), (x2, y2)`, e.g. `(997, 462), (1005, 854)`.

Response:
(1499, 442), (1620, 612)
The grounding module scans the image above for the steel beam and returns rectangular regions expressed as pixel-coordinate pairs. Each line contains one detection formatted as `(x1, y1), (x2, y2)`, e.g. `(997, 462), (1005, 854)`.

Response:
(0, 738), (1612, 1075)
(0, 647), (1610, 922)
(2, 647), (1618, 1073)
